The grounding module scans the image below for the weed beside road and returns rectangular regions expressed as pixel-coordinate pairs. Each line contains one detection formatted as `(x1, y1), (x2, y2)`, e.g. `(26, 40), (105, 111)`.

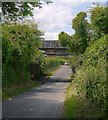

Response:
(64, 81), (102, 118)
(2, 80), (39, 100)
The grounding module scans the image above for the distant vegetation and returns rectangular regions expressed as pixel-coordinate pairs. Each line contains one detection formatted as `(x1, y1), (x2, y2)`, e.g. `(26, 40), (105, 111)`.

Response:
(42, 56), (66, 75)
(59, 3), (108, 118)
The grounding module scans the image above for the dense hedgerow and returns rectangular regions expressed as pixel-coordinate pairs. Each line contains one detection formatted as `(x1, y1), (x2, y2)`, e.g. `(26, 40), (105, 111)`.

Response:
(2, 22), (43, 87)
(73, 35), (107, 116)
(63, 3), (108, 117)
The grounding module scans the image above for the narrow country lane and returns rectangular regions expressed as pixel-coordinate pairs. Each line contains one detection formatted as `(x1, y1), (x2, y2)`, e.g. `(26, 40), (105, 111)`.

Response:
(2, 65), (72, 118)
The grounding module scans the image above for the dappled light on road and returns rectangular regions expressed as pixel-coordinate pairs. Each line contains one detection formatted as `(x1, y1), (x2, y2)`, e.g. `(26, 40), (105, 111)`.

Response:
(2, 65), (72, 118)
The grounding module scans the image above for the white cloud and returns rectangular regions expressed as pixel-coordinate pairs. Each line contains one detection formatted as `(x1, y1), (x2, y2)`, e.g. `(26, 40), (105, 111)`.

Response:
(33, 2), (74, 40)
(44, 32), (59, 40)
(32, 0), (107, 40)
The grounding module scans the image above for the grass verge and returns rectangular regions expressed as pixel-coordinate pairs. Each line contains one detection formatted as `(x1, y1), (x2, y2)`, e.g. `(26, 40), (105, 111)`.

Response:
(2, 80), (39, 100)
(64, 83), (80, 118)
(64, 82), (102, 118)
(64, 95), (79, 118)
(50, 64), (61, 75)
(43, 64), (61, 76)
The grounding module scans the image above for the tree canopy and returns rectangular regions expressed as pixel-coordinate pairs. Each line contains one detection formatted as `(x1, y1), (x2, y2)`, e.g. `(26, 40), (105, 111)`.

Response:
(89, 3), (108, 35)
(58, 31), (71, 47)
(71, 12), (88, 54)
(2, 0), (52, 21)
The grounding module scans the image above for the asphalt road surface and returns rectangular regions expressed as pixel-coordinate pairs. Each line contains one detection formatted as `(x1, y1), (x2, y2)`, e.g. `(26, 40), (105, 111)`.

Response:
(2, 65), (72, 118)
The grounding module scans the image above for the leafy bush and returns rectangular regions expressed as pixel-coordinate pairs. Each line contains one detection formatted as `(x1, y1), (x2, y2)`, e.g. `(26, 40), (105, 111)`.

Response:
(73, 35), (107, 116)
(2, 22), (43, 87)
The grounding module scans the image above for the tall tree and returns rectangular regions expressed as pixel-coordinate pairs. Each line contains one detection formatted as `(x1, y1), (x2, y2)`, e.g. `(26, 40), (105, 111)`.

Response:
(89, 3), (108, 36)
(71, 12), (89, 54)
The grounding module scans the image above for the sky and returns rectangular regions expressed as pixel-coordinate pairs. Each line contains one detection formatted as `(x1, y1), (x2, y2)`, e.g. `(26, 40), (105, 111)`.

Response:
(31, 0), (107, 40)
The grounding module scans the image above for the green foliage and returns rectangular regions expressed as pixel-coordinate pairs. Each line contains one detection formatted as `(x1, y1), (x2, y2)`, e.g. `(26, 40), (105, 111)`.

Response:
(72, 12), (87, 35)
(2, 22), (42, 64)
(42, 57), (62, 75)
(64, 82), (79, 118)
(2, 80), (38, 100)
(64, 3), (107, 117)
(89, 3), (108, 35)
(73, 35), (107, 117)
(64, 81), (102, 118)
(69, 54), (84, 68)
(2, 1), (52, 21)
(2, 22), (43, 87)
(71, 12), (88, 54)
(58, 31), (71, 47)
(61, 12), (90, 54)
(64, 96), (79, 118)
(84, 35), (107, 67)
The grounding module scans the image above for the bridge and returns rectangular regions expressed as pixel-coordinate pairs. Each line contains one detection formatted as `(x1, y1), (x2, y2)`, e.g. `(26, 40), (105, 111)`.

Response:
(40, 40), (71, 56)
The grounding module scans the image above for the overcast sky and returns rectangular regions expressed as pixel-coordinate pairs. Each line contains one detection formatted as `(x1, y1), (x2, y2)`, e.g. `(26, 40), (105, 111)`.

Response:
(32, 0), (107, 40)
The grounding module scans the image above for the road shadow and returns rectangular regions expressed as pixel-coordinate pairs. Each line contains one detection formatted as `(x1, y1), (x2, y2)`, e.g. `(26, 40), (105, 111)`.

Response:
(48, 77), (72, 83)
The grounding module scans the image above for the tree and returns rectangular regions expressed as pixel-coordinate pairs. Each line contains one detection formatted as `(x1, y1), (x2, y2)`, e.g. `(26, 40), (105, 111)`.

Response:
(58, 12), (89, 54)
(71, 12), (89, 54)
(89, 3), (108, 35)
(72, 12), (87, 35)
(2, 0), (52, 21)
(58, 31), (71, 47)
